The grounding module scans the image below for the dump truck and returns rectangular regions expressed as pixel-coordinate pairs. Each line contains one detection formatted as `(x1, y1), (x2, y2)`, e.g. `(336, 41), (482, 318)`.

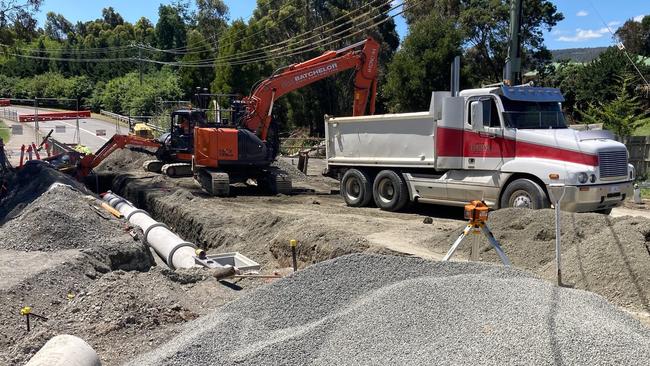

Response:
(324, 86), (634, 213)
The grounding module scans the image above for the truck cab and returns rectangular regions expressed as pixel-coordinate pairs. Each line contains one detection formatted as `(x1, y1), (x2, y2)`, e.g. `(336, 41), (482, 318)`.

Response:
(325, 86), (634, 213)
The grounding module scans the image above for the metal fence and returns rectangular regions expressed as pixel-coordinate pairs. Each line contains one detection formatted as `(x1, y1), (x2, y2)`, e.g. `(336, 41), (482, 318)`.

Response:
(99, 110), (165, 133)
(625, 136), (650, 179)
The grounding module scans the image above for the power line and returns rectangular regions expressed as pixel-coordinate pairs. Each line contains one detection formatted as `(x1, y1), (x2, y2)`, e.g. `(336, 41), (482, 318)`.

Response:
(586, 0), (650, 88)
(145, 2), (409, 68)
(3, 0), (412, 69)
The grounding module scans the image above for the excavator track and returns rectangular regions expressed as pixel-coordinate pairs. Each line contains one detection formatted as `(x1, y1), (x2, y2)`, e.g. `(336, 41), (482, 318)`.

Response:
(161, 163), (193, 177)
(143, 160), (164, 173)
(197, 169), (230, 196)
(260, 168), (292, 195)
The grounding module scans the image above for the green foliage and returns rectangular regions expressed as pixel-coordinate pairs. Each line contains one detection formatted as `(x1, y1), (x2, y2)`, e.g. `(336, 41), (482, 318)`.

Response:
(579, 75), (650, 138)
(616, 16), (650, 57)
(92, 69), (183, 115)
(404, 0), (563, 85)
(383, 14), (462, 112)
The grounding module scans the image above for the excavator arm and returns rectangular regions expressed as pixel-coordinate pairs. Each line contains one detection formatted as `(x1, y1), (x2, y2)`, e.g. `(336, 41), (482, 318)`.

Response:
(243, 37), (380, 140)
(77, 134), (162, 178)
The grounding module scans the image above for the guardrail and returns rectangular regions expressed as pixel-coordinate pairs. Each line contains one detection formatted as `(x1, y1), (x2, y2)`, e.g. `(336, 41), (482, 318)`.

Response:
(99, 110), (165, 133)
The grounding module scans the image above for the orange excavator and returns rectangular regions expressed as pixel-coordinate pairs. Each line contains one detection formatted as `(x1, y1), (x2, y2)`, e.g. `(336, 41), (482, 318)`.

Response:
(77, 37), (380, 195)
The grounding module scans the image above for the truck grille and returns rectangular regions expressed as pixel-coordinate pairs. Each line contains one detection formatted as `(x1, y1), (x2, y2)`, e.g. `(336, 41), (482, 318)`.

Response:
(599, 150), (628, 178)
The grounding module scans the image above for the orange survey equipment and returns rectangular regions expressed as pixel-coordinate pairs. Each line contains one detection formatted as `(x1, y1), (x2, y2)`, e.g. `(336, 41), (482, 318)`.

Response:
(464, 200), (490, 223)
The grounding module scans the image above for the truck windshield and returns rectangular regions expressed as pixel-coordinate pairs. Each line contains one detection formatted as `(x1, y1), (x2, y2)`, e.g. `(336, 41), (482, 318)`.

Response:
(500, 97), (567, 129)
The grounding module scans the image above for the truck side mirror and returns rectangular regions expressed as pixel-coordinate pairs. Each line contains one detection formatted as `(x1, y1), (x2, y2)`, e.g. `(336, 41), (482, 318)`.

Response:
(470, 101), (484, 132)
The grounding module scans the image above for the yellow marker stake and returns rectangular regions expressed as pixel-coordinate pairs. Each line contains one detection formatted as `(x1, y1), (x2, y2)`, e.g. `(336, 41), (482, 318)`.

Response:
(20, 306), (32, 316)
(290, 240), (298, 272)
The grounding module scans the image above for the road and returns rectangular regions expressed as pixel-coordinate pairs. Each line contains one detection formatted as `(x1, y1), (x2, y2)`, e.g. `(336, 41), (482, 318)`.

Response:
(1, 105), (126, 165)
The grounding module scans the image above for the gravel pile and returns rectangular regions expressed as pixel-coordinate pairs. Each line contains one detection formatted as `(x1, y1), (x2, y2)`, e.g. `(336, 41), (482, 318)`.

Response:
(127, 254), (650, 366)
(0, 183), (134, 251)
(427, 208), (650, 313)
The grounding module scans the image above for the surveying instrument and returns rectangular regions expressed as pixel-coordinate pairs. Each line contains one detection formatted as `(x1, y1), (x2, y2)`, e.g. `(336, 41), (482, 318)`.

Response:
(442, 200), (511, 266)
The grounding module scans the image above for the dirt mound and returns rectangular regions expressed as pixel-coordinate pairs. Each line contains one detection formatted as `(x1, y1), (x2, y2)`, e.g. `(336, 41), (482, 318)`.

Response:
(273, 157), (307, 181)
(2, 265), (249, 366)
(427, 208), (650, 313)
(0, 161), (88, 222)
(0, 184), (136, 251)
(127, 254), (650, 366)
(94, 149), (153, 173)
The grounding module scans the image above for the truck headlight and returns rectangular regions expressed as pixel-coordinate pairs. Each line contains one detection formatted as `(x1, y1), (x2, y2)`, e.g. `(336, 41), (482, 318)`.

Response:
(577, 172), (589, 184)
(590, 174), (596, 183)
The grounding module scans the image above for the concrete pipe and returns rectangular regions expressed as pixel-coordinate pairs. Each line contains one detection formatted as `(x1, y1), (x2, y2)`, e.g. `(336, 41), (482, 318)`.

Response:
(102, 191), (198, 270)
(25, 334), (101, 366)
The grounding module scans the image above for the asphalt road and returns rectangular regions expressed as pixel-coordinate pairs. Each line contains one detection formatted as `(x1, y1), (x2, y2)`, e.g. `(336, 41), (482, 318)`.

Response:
(6, 105), (126, 152)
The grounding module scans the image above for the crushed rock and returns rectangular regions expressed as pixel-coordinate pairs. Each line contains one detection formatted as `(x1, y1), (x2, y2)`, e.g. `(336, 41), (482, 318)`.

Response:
(426, 208), (650, 313)
(126, 254), (650, 366)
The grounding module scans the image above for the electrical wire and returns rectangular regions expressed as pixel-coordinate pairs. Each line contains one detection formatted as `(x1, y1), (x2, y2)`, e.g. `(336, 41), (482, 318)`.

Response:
(155, 0), (393, 65)
(151, 0), (407, 68)
(586, 0), (650, 88)
(3, 0), (414, 68)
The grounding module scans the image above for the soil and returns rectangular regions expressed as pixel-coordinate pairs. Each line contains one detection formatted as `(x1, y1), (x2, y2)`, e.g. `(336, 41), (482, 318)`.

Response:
(0, 163), (259, 365)
(3, 151), (649, 364)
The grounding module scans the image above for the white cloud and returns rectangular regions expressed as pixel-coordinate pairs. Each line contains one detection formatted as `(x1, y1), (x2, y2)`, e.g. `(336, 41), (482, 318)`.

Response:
(577, 10), (589, 17)
(634, 14), (646, 22)
(607, 21), (621, 27)
(557, 27), (611, 42)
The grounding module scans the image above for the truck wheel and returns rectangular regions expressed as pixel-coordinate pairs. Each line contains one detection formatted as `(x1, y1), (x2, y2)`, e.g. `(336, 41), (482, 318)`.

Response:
(373, 170), (409, 212)
(340, 169), (373, 207)
(500, 178), (549, 210)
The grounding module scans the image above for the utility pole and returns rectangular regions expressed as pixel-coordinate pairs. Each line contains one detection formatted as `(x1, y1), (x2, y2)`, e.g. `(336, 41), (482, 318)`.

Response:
(503, 0), (523, 85)
(138, 44), (143, 86)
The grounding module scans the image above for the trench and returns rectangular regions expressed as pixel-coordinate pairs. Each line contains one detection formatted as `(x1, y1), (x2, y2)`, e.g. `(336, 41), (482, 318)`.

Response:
(87, 171), (372, 269)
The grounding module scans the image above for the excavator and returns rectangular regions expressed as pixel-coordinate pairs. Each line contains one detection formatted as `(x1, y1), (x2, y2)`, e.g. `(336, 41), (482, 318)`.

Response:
(76, 37), (380, 195)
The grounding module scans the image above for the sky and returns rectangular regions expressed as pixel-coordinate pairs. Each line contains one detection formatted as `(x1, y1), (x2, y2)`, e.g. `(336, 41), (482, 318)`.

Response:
(34, 0), (650, 50)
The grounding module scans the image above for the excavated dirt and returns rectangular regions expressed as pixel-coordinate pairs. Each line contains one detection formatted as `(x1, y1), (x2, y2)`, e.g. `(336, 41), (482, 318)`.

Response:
(99, 151), (650, 324)
(0, 163), (259, 365)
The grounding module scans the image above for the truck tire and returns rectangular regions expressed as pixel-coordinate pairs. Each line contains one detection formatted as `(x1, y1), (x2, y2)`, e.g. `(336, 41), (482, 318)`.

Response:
(373, 170), (409, 212)
(340, 169), (373, 207)
(500, 178), (549, 210)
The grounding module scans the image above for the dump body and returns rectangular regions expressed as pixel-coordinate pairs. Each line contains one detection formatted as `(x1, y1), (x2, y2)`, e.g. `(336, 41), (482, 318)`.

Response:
(325, 86), (634, 212)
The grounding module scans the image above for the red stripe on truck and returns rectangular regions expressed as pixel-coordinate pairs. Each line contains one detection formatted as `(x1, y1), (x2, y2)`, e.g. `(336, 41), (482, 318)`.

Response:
(436, 127), (598, 166)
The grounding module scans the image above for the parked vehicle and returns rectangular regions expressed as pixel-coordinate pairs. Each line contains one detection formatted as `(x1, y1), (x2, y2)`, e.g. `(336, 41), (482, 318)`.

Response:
(324, 86), (633, 213)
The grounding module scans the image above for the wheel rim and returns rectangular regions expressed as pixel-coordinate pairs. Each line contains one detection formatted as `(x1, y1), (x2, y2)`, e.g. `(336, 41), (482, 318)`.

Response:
(345, 176), (362, 201)
(510, 190), (533, 208)
(377, 178), (395, 204)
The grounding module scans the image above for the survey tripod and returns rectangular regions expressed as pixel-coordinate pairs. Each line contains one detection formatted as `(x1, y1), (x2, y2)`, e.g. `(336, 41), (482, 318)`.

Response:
(442, 200), (511, 266)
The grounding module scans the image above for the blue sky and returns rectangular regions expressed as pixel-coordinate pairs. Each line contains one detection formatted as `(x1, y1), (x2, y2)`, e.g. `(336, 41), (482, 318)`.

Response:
(35, 0), (649, 50)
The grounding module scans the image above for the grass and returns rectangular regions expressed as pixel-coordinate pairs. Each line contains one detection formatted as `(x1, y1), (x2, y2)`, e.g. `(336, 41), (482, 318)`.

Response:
(633, 122), (650, 136)
(0, 120), (9, 142)
(640, 187), (650, 199)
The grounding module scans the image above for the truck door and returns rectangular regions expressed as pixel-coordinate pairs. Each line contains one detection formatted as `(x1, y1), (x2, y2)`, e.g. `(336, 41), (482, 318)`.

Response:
(463, 96), (506, 170)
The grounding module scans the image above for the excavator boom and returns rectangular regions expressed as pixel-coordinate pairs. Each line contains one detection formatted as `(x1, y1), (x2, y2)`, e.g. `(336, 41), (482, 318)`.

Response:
(243, 37), (380, 140)
(77, 134), (162, 177)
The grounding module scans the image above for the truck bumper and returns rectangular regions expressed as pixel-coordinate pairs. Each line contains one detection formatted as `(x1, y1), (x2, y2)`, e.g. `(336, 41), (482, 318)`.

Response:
(557, 180), (633, 212)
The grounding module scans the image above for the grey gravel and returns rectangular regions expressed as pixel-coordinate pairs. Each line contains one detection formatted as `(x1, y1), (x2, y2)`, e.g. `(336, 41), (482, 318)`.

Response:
(126, 254), (650, 366)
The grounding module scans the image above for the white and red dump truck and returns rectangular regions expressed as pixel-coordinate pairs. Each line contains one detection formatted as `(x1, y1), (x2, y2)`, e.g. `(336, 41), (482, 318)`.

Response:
(324, 85), (634, 213)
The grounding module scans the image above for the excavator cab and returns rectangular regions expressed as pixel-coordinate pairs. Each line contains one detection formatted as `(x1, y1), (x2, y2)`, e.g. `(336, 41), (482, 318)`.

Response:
(162, 109), (208, 155)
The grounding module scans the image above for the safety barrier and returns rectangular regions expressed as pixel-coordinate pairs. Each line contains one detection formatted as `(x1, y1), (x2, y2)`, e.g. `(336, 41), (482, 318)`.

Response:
(0, 98), (10, 107)
(19, 111), (91, 122)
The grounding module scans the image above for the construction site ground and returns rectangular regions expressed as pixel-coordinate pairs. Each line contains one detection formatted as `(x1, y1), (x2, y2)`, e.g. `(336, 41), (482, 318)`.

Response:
(1, 151), (649, 365)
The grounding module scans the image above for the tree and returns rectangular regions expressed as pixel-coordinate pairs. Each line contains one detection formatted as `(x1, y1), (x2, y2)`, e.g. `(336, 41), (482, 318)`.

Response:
(101, 7), (124, 28)
(404, 0), (563, 85)
(194, 0), (228, 43)
(44, 12), (72, 40)
(580, 75), (650, 138)
(179, 29), (214, 92)
(616, 16), (650, 56)
(383, 14), (462, 112)
(155, 5), (187, 62)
